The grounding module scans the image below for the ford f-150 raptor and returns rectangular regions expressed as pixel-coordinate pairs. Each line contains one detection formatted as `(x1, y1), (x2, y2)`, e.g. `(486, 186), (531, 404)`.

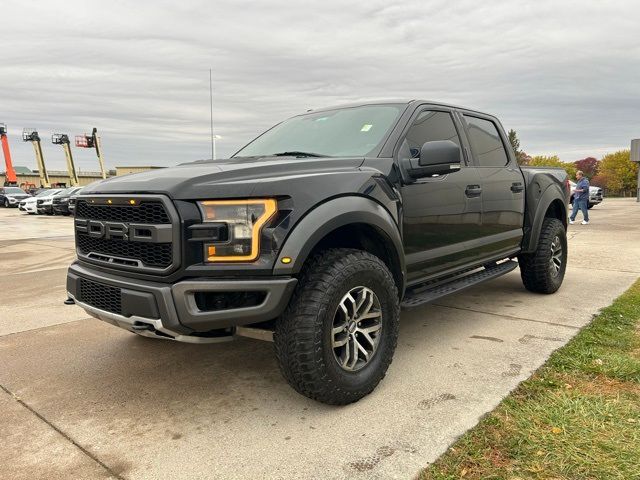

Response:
(67, 100), (570, 405)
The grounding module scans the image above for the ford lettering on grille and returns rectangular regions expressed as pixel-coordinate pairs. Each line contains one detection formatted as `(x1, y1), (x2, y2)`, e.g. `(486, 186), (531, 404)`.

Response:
(75, 219), (172, 243)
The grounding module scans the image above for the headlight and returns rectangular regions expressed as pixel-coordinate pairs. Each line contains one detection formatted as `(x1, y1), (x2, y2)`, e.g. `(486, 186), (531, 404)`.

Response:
(197, 199), (277, 262)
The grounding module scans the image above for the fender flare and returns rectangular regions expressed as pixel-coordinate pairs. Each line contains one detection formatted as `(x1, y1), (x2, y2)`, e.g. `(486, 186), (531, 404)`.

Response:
(522, 185), (567, 253)
(273, 196), (405, 291)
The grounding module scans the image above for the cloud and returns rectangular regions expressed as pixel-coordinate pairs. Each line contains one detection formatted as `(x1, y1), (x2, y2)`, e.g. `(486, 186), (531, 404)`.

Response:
(1, 0), (638, 170)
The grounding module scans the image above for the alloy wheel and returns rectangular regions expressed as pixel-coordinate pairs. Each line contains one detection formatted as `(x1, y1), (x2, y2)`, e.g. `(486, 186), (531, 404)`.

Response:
(549, 235), (563, 277)
(331, 286), (383, 372)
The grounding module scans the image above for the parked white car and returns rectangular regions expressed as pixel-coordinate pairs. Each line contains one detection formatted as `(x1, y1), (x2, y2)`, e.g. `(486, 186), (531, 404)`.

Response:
(19, 189), (62, 214)
(37, 188), (68, 215)
(569, 181), (603, 209)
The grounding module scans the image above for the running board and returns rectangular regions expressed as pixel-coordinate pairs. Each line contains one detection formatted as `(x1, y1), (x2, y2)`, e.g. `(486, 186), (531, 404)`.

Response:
(401, 260), (518, 310)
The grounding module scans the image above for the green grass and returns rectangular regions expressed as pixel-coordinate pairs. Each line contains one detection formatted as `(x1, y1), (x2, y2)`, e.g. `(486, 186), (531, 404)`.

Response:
(420, 280), (640, 480)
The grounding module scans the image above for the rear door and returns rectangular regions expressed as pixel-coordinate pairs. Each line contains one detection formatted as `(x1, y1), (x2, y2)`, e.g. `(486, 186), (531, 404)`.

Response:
(398, 106), (484, 284)
(458, 112), (525, 258)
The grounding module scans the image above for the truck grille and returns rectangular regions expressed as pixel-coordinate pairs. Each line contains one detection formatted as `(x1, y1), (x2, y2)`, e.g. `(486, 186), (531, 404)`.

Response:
(79, 278), (122, 315)
(75, 197), (176, 272)
(77, 235), (173, 268)
(75, 201), (170, 224)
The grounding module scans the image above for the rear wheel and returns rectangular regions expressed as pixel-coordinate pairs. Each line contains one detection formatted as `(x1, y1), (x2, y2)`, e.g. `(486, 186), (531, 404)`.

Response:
(274, 248), (399, 405)
(587, 204), (594, 209)
(518, 218), (567, 294)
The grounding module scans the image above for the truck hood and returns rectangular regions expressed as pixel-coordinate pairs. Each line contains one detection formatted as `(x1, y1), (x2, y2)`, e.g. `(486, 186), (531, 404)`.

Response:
(81, 156), (366, 199)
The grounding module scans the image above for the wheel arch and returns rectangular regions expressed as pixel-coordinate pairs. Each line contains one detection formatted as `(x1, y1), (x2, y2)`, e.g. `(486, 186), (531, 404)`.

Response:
(522, 189), (568, 253)
(273, 196), (406, 296)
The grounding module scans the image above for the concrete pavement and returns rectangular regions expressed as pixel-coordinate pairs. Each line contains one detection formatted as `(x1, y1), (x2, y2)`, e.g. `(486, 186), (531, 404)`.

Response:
(1, 199), (638, 479)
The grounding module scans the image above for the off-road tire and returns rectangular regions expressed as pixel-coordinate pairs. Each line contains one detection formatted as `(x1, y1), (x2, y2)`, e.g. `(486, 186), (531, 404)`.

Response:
(518, 218), (567, 294)
(274, 248), (399, 405)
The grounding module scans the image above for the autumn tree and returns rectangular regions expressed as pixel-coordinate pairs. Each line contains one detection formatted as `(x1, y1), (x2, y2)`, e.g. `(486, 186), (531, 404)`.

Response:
(573, 157), (599, 178)
(507, 129), (528, 165)
(528, 155), (577, 179)
(598, 149), (638, 195)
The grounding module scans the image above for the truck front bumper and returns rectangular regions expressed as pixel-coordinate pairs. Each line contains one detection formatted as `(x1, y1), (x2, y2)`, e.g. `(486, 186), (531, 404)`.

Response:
(52, 204), (71, 215)
(67, 262), (297, 343)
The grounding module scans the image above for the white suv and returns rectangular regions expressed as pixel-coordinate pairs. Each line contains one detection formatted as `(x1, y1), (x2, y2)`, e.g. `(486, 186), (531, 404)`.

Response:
(19, 189), (62, 214)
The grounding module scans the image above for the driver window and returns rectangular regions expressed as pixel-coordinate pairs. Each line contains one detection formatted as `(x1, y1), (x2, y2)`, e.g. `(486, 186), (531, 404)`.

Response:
(399, 110), (463, 162)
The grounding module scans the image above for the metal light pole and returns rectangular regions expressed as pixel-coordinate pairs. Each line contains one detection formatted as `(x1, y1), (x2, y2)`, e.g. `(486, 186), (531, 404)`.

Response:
(209, 69), (215, 160)
(213, 134), (221, 160)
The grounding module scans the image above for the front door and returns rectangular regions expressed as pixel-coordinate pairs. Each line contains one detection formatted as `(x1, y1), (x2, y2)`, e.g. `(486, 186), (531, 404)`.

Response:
(399, 108), (483, 285)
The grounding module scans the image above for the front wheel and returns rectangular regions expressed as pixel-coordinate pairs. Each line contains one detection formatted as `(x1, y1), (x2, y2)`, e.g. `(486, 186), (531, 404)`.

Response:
(587, 204), (594, 209)
(274, 249), (399, 405)
(518, 218), (567, 294)
(3, 199), (8, 208)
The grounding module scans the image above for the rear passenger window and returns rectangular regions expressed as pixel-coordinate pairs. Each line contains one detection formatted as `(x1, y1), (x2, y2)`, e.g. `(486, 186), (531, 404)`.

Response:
(400, 110), (462, 162)
(463, 115), (509, 167)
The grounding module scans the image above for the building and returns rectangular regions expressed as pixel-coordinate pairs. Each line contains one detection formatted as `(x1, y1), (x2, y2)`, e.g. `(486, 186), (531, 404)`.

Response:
(1, 166), (163, 188)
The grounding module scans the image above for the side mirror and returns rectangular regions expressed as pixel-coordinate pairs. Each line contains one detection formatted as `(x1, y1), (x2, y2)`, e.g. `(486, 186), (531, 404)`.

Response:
(419, 140), (461, 168)
(402, 140), (462, 181)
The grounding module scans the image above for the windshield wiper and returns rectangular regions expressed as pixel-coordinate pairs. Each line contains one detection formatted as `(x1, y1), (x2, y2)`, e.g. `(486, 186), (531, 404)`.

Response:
(271, 151), (328, 158)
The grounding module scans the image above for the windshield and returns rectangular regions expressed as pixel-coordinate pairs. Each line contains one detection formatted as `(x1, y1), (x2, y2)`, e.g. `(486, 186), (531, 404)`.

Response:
(4, 187), (25, 194)
(234, 104), (405, 158)
(36, 189), (57, 197)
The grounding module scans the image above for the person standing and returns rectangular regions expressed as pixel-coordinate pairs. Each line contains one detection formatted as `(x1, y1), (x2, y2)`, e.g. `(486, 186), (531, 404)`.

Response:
(570, 170), (590, 225)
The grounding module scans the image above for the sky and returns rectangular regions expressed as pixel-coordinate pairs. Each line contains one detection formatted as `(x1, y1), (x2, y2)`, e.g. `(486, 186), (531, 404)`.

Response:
(1, 0), (639, 172)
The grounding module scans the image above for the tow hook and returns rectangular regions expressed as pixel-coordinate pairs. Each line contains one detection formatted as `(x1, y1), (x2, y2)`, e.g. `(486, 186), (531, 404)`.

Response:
(131, 323), (154, 332)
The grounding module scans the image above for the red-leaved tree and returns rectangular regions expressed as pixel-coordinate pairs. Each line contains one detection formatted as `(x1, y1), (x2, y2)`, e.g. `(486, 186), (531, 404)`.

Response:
(573, 157), (599, 178)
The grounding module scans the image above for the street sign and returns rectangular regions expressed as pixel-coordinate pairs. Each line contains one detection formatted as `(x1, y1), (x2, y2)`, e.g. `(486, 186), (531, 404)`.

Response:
(631, 139), (640, 162)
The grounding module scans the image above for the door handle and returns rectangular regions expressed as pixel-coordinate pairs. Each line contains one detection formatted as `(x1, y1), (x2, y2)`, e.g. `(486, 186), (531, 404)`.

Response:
(465, 185), (482, 197)
(511, 182), (524, 193)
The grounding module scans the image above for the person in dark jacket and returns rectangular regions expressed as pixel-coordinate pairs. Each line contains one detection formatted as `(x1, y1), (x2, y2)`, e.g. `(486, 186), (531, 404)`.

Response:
(570, 170), (590, 225)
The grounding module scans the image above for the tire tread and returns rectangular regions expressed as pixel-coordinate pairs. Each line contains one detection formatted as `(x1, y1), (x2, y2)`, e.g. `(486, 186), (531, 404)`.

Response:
(518, 217), (566, 294)
(274, 248), (399, 405)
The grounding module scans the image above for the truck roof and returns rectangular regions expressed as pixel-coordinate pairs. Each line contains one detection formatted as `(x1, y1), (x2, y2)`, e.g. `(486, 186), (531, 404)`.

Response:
(306, 99), (493, 118)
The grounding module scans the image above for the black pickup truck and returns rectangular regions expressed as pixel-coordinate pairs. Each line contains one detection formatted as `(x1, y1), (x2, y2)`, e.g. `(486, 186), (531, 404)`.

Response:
(67, 100), (570, 404)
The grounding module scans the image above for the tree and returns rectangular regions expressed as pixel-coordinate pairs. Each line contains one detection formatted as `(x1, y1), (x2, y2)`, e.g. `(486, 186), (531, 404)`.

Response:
(528, 155), (577, 179)
(508, 129), (520, 154)
(573, 157), (599, 178)
(598, 150), (638, 195)
(507, 129), (528, 165)
(590, 173), (609, 189)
